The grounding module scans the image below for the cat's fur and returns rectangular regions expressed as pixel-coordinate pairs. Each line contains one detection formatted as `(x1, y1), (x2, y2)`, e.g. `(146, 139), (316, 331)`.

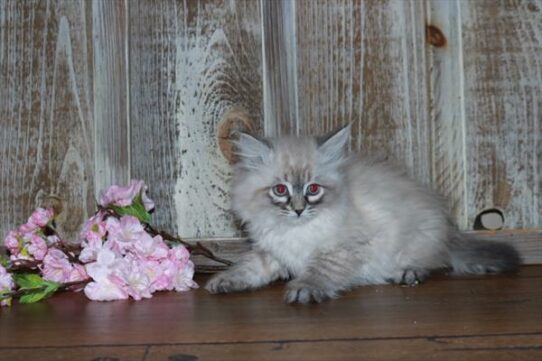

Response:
(205, 125), (520, 304)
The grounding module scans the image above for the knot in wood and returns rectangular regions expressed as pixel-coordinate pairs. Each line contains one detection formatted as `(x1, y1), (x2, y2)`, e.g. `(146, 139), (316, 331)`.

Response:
(217, 107), (256, 164)
(426, 24), (446, 48)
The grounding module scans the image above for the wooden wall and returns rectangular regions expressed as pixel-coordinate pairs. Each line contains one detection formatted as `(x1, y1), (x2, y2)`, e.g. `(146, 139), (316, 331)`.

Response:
(0, 0), (540, 248)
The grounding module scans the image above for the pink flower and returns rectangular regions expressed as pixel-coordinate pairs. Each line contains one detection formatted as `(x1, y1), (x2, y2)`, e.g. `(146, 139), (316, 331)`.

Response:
(0, 265), (14, 307)
(139, 259), (168, 292)
(110, 258), (153, 301)
(152, 246), (198, 292)
(19, 222), (37, 233)
(69, 264), (89, 283)
(29, 208), (54, 227)
(79, 237), (104, 263)
(41, 249), (76, 283)
(46, 235), (61, 246)
(105, 216), (150, 255)
(168, 245), (198, 291)
(4, 230), (21, 256)
(169, 245), (190, 264)
(84, 248), (129, 301)
(171, 260), (197, 291)
(26, 233), (48, 260)
(79, 211), (107, 243)
(99, 180), (155, 211)
(133, 235), (169, 261)
(79, 212), (108, 263)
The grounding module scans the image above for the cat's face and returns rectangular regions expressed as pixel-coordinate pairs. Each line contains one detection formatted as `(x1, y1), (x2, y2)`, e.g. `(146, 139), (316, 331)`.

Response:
(231, 125), (351, 226)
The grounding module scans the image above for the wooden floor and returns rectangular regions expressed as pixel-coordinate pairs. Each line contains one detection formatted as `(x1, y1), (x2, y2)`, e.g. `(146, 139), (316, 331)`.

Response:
(1, 267), (542, 361)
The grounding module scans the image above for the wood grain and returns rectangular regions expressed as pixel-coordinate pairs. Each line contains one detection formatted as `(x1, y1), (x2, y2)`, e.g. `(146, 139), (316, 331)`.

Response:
(1, 267), (541, 361)
(145, 334), (542, 361)
(426, 0), (468, 228)
(460, 0), (542, 229)
(92, 0), (130, 192)
(129, 0), (263, 239)
(0, 0), (95, 241)
(261, 0), (299, 136)
(1, 346), (147, 361)
(295, 0), (431, 185)
(4, 336), (541, 361)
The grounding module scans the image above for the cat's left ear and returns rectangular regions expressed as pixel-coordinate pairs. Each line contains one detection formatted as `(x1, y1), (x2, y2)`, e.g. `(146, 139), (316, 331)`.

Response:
(317, 123), (351, 162)
(233, 132), (272, 169)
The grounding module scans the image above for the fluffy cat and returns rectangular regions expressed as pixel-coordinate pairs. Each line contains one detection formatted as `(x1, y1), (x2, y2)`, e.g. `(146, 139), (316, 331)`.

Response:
(205, 125), (520, 304)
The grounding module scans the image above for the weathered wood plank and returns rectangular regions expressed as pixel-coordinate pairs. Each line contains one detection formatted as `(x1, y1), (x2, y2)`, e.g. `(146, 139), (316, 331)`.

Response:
(426, 0), (468, 229)
(460, 0), (542, 229)
(295, 0), (431, 184)
(0, 0), (95, 241)
(189, 229), (542, 267)
(1, 346), (147, 361)
(92, 0), (130, 192)
(3, 335), (541, 361)
(145, 334), (542, 361)
(261, 0), (299, 136)
(129, 0), (262, 238)
(2, 269), (542, 348)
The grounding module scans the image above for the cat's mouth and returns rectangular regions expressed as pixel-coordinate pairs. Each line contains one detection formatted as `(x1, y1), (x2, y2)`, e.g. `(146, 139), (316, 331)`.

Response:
(280, 208), (315, 220)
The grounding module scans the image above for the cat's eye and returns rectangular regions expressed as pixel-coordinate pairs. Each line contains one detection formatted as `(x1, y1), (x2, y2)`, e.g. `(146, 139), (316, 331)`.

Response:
(273, 184), (288, 196)
(306, 183), (321, 195)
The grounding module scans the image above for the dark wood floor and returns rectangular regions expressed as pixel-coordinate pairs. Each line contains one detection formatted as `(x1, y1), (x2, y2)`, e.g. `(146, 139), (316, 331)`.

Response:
(1, 267), (542, 361)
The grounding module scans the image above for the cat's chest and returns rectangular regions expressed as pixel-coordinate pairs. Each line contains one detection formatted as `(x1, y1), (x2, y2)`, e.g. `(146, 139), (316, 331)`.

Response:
(254, 217), (337, 276)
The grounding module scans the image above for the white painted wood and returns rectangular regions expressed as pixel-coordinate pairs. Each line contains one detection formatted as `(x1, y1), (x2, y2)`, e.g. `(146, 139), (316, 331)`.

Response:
(129, 0), (263, 238)
(426, 0), (468, 229)
(460, 0), (542, 229)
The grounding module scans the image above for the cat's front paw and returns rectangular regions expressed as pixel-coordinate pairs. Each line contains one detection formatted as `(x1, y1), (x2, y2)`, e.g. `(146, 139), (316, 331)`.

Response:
(284, 281), (337, 304)
(205, 272), (251, 294)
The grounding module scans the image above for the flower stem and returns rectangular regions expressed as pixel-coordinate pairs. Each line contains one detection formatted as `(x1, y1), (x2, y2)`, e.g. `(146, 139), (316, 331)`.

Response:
(144, 224), (233, 267)
(7, 259), (41, 272)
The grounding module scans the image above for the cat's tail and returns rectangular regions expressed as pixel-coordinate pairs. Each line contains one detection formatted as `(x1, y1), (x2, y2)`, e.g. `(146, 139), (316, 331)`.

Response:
(448, 234), (521, 274)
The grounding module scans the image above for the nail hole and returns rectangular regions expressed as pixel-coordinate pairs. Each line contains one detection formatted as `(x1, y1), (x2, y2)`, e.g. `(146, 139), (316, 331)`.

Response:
(473, 208), (504, 230)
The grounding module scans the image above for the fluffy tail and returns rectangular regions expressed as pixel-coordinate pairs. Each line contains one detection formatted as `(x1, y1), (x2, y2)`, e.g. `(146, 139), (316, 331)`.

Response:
(449, 235), (521, 274)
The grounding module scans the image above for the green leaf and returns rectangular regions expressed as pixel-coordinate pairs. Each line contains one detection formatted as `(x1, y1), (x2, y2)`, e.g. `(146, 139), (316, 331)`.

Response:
(19, 247), (30, 258)
(13, 273), (44, 289)
(110, 196), (151, 223)
(0, 254), (9, 267)
(19, 290), (48, 304)
(18, 282), (60, 304)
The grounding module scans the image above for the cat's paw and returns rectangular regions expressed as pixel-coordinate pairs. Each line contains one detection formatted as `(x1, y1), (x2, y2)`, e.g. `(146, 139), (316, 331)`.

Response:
(205, 272), (251, 294)
(399, 269), (427, 287)
(284, 281), (336, 304)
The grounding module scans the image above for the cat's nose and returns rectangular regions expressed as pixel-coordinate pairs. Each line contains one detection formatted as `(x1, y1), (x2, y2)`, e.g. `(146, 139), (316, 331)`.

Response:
(294, 209), (304, 216)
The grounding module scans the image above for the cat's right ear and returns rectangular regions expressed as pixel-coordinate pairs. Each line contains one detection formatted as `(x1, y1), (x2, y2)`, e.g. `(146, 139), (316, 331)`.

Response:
(317, 124), (351, 163)
(233, 132), (272, 169)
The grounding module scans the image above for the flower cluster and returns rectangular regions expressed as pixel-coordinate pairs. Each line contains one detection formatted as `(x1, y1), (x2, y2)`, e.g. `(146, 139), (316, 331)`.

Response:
(1, 180), (198, 306)
(0, 264), (14, 306)
(4, 208), (56, 261)
(80, 214), (196, 301)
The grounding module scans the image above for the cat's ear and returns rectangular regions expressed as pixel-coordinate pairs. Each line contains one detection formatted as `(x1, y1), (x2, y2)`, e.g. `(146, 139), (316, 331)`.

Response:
(318, 124), (351, 162)
(234, 132), (272, 168)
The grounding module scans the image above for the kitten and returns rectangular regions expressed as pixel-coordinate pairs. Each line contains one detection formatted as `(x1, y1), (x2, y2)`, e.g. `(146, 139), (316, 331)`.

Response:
(205, 125), (520, 304)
